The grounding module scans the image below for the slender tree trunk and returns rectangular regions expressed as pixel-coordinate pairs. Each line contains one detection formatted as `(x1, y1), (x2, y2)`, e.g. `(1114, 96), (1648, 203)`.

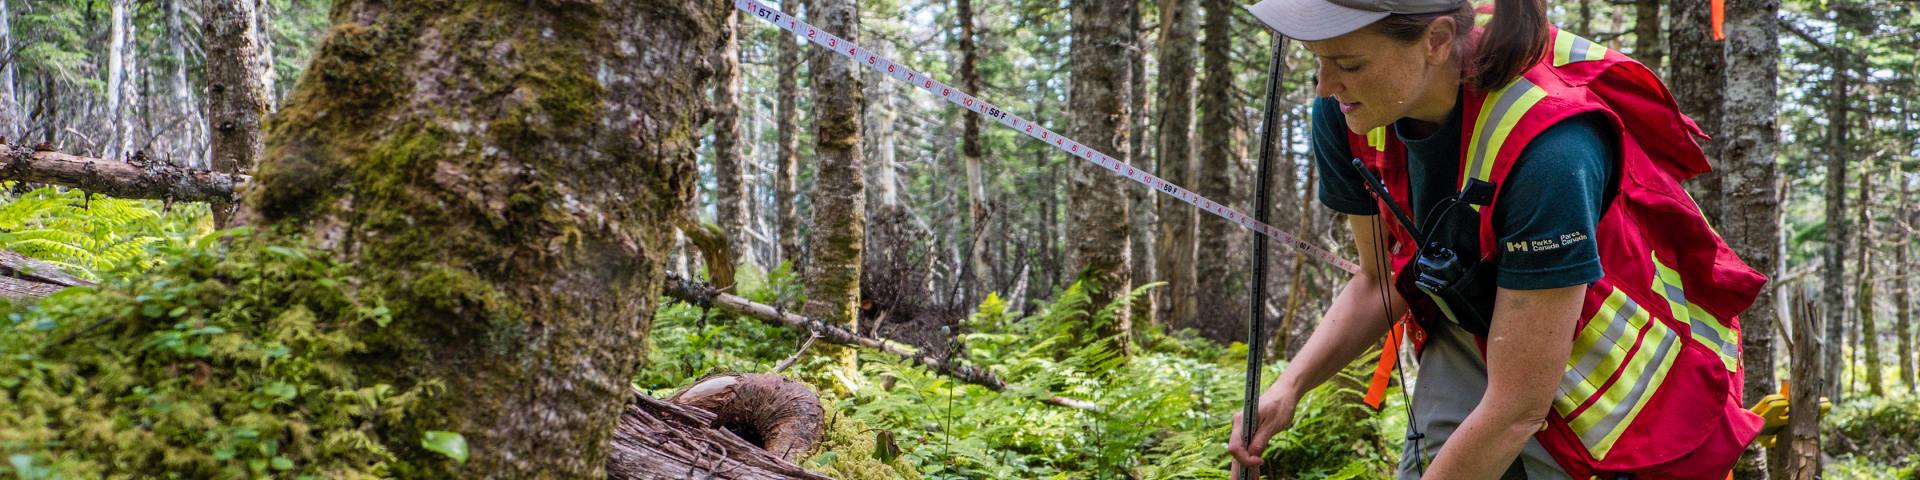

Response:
(1901, 160), (1915, 393)
(254, 0), (277, 110)
(237, 0), (722, 474)
(0, 0), (17, 139)
(1068, 0), (1134, 354)
(1577, 0), (1593, 37)
(715, 9), (758, 268)
(805, 0), (866, 371)
(1858, 160), (1882, 396)
(957, 0), (993, 301)
(210, 0), (268, 227)
(773, 0), (806, 270)
(1786, 288), (1824, 480)
(1195, 0), (1244, 340)
(1721, 0), (1782, 475)
(1152, 0), (1198, 334)
(167, 0), (205, 168)
(1631, 0), (1663, 74)
(106, 0), (130, 157)
(1822, 52), (1850, 403)
(1126, 1), (1156, 332)
(1670, 0), (1725, 225)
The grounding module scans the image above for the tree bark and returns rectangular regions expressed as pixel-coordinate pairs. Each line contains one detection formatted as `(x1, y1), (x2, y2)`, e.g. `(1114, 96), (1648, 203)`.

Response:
(0, 143), (247, 202)
(665, 373), (825, 463)
(0, 0), (17, 139)
(1669, 0), (1726, 226)
(208, 0), (268, 226)
(1068, 0), (1135, 355)
(1857, 159), (1882, 397)
(1195, 0), (1245, 341)
(166, 0), (206, 169)
(1722, 3), (1784, 477)
(773, 0), (806, 270)
(1630, 0), (1663, 74)
(253, 0), (277, 110)
(106, 0), (131, 158)
(1152, 0), (1198, 336)
(238, 0), (722, 474)
(958, 0), (993, 301)
(804, 0), (866, 372)
(1901, 161), (1915, 393)
(1785, 288), (1824, 480)
(716, 9), (758, 268)
(1822, 51), (1850, 404)
(1126, 0), (1156, 332)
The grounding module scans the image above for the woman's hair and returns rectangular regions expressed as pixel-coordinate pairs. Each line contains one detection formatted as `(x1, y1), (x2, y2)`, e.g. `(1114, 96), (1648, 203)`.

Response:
(1372, 0), (1548, 91)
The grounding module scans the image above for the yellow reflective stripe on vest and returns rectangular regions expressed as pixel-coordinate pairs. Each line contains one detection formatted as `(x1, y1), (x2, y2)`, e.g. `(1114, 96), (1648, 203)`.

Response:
(1367, 126), (1388, 151)
(1652, 252), (1742, 372)
(1554, 287), (1681, 461)
(1552, 30), (1610, 66)
(1460, 78), (1548, 210)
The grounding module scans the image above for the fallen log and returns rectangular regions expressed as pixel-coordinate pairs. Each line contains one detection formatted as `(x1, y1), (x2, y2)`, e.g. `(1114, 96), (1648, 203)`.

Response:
(609, 387), (830, 480)
(662, 272), (1100, 411)
(0, 248), (93, 300)
(1, 143), (248, 203)
(667, 373), (825, 463)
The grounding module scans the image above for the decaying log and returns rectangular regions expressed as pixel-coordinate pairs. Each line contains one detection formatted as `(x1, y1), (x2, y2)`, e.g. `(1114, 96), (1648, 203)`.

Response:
(0, 143), (248, 203)
(663, 272), (1100, 411)
(667, 373), (824, 463)
(609, 388), (831, 480)
(0, 248), (93, 300)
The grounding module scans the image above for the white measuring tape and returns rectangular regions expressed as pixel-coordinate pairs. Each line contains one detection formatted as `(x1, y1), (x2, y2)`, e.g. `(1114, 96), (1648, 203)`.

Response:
(735, 0), (1359, 274)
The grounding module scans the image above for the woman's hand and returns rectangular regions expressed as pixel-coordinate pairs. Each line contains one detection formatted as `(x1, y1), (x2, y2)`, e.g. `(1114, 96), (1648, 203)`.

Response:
(1226, 391), (1298, 479)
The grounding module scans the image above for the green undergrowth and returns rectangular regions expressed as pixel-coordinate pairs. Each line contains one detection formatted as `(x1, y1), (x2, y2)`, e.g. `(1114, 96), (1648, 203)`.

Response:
(1823, 393), (1920, 476)
(0, 230), (436, 479)
(0, 183), (211, 281)
(643, 263), (1401, 479)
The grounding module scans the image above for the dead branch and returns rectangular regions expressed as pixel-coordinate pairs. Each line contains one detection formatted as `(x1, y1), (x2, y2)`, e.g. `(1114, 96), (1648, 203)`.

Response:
(0, 142), (248, 203)
(662, 272), (1100, 411)
(609, 388), (830, 480)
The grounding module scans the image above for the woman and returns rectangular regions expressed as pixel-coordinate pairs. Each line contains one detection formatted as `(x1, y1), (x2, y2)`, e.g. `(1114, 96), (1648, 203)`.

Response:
(1225, 1), (1766, 479)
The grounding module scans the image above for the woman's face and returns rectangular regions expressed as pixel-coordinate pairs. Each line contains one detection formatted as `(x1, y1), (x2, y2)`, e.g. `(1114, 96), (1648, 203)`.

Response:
(1306, 22), (1457, 134)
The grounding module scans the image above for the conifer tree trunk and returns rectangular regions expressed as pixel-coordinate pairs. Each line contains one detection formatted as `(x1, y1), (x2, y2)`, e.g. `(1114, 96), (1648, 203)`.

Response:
(0, 0), (17, 139)
(1152, 0), (1198, 333)
(167, 0), (205, 167)
(1822, 52), (1850, 403)
(804, 0), (866, 370)
(106, 0), (130, 157)
(1901, 163), (1915, 393)
(1858, 160), (1882, 396)
(1720, 0), (1782, 473)
(1195, 0), (1244, 339)
(1068, 0), (1134, 354)
(958, 0), (993, 300)
(1669, 0), (1724, 224)
(773, 0), (806, 270)
(1631, 0), (1663, 74)
(254, 0), (277, 110)
(239, 1), (723, 474)
(715, 9), (758, 267)
(209, 0), (268, 226)
(1127, 1), (1156, 331)
(1787, 288), (1824, 480)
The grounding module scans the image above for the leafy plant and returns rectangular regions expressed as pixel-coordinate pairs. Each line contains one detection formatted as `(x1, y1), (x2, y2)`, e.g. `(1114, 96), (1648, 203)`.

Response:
(0, 184), (211, 281)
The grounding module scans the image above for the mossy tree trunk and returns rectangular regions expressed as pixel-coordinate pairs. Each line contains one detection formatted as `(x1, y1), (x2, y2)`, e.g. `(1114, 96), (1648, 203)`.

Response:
(1068, 0), (1133, 355)
(804, 0), (866, 371)
(1822, 51), (1850, 404)
(1152, 0), (1197, 336)
(208, 0), (268, 226)
(1630, 0), (1662, 74)
(958, 0), (993, 303)
(1899, 165), (1914, 393)
(239, 0), (721, 475)
(1857, 159), (1881, 397)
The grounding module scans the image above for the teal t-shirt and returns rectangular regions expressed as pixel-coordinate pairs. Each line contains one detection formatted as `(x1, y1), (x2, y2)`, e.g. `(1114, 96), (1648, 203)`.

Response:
(1310, 95), (1618, 290)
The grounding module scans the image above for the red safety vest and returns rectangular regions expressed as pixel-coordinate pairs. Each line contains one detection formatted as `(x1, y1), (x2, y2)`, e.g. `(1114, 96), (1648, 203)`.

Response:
(1351, 28), (1767, 479)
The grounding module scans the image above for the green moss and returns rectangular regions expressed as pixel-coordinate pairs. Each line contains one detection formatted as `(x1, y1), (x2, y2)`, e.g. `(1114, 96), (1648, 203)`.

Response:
(0, 231), (440, 478)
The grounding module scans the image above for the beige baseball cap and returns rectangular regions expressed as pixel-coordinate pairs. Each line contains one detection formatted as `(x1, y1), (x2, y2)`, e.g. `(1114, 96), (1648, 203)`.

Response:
(1246, 0), (1467, 41)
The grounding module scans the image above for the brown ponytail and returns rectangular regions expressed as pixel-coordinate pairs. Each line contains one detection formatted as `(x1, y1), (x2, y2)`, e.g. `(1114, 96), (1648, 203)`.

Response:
(1468, 0), (1549, 91)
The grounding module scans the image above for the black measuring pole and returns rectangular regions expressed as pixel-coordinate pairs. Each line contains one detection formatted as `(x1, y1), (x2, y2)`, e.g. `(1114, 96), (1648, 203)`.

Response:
(1239, 32), (1288, 480)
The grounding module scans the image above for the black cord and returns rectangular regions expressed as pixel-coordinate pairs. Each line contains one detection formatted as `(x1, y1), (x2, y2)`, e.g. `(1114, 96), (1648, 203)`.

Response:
(1361, 166), (1426, 476)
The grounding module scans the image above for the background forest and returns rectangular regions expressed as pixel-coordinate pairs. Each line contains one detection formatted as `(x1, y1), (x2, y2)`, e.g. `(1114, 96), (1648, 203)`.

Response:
(0, 0), (1917, 478)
